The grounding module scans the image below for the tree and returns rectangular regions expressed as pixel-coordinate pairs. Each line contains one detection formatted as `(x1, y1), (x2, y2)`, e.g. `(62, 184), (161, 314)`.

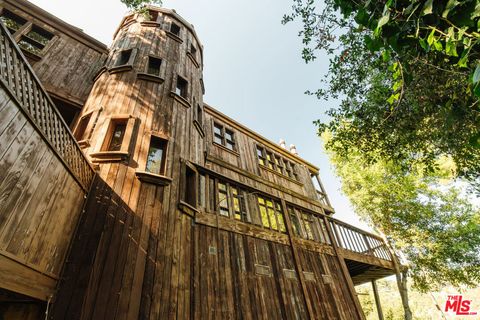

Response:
(120, 0), (162, 11)
(283, 0), (480, 190)
(324, 132), (480, 317)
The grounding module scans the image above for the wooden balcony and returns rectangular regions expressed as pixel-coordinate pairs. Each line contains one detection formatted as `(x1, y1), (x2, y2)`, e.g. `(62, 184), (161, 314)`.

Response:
(327, 217), (396, 285)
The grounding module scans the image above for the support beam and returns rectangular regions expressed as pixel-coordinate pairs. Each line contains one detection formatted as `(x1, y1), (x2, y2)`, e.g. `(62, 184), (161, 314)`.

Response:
(371, 280), (384, 320)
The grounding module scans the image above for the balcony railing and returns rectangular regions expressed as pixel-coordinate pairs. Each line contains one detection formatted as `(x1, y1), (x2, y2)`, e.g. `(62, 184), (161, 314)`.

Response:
(327, 217), (392, 261)
(0, 21), (94, 191)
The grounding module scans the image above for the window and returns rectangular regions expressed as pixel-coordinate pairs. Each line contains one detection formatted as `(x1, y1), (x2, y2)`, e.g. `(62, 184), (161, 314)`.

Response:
(195, 104), (203, 125)
(218, 182), (229, 216)
(225, 129), (235, 150)
(104, 120), (127, 151)
(213, 123), (235, 151)
(274, 156), (284, 175)
(74, 113), (92, 141)
(116, 49), (132, 66)
(190, 44), (197, 57)
(18, 25), (53, 56)
(170, 22), (181, 36)
(231, 186), (248, 221)
(288, 207), (302, 236)
(257, 196), (286, 233)
(175, 75), (188, 99)
(0, 10), (26, 35)
(145, 136), (167, 175)
(147, 10), (159, 22)
(184, 165), (197, 207)
(257, 147), (266, 166)
(147, 56), (162, 76)
(266, 152), (275, 170)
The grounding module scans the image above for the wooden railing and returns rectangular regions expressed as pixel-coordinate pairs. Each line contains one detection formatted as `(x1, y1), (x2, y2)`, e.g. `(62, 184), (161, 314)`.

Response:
(328, 218), (392, 262)
(316, 190), (330, 207)
(0, 21), (94, 191)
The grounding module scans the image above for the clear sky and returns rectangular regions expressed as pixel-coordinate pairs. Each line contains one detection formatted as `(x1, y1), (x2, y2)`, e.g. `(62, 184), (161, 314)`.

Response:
(29, 0), (369, 229)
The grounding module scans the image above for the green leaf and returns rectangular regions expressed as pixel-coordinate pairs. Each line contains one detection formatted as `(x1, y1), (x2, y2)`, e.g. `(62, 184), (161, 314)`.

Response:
(393, 80), (403, 91)
(427, 29), (436, 46)
(457, 50), (469, 68)
(376, 12), (390, 32)
(387, 92), (400, 104)
(442, 0), (459, 18)
(446, 39), (458, 57)
(382, 50), (391, 62)
(473, 64), (480, 84)
(419, 38), (429, 51)
(433, 40), (443, 51)
(472, 2), (480, 19)
(422, 0), (434, 15)
(355, 8), (369, 26)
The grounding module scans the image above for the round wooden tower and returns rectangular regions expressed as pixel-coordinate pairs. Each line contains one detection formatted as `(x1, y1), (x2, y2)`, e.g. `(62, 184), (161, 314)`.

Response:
(68, 7), (206, 319)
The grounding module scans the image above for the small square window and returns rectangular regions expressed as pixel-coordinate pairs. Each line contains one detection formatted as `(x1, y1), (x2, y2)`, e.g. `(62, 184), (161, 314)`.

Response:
(146, 136), (167, 175)
(116, 49), (132, 66)
(105, 120), (127, 151)
(147, 56), (162, 76)
(190, 44), (197, 56)
(170, 22), (181, 36)
(147, 10), (158, 22)
(175, 76), (188, 98)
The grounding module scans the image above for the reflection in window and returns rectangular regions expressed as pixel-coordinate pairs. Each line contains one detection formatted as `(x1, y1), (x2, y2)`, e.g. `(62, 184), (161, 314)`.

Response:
(0, 10), (26, 34)
(145, 136), (167, 175)
(218, 182), (229, 216)
(175, 75), (188, 98)
(106, 121), (127, 151)
(257, 196), (286, 233)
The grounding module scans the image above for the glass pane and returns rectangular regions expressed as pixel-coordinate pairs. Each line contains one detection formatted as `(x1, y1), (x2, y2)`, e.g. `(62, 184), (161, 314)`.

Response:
(107, 122), (126, 151)
(259, 205), (269, 228)
(214, 124), (222, 135)
(268, 208), (277, 230)
(218, 182), (227, 191)
(277, 213), (286, 232)
(26, 26), (53, 46)
(146, 137), (166, 175)
(147, 57), (161, 75)
(214, 135), (223, 144)
(226, 142), (234, 150)
(225, 131), (233, 141)
(18, 36), (43, 55)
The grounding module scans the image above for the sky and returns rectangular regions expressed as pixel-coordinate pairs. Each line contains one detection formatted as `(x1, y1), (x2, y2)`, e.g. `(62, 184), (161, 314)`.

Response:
(29, 0), (369, 229)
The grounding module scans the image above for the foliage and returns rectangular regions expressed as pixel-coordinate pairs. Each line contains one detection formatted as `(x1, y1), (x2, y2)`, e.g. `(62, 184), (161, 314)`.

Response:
(120, 0), (162, 11)
(324, 132), (480, 291)
(283, 0), (480, 189)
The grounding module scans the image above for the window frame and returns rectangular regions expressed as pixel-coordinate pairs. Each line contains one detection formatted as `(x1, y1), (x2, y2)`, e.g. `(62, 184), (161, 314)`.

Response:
(0, 10), (55, 60)
(212, 122), (237, 153)
(145, 135), (168, 176)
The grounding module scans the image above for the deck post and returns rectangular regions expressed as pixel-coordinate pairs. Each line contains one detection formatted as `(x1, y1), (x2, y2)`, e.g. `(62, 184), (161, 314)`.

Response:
(371, 280), (384, 320)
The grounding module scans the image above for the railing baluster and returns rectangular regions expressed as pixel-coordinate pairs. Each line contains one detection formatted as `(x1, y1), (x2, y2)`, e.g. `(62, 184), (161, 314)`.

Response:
(0, 21), (93, 191)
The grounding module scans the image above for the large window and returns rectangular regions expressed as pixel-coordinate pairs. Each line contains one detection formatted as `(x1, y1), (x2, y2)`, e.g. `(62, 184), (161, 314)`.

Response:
(256, 145), (298, 181)
(287, 206), (331, 244)
(257, 196), (286, 233)
(213, 123), (235, 151)
(145, 136), (167, 175)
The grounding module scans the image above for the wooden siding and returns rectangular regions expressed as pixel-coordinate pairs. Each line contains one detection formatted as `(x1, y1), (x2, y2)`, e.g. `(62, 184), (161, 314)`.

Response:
(0, 0), (108, 106)
(0, 81), (85, 301)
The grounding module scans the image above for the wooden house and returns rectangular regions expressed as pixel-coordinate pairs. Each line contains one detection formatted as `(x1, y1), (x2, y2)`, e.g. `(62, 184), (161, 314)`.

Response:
(0, 1), (399, 319)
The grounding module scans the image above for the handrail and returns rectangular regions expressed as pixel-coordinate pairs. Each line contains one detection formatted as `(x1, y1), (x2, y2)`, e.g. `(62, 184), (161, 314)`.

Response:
(0, 21), (94, 191)
(327, 217), (392, 262)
